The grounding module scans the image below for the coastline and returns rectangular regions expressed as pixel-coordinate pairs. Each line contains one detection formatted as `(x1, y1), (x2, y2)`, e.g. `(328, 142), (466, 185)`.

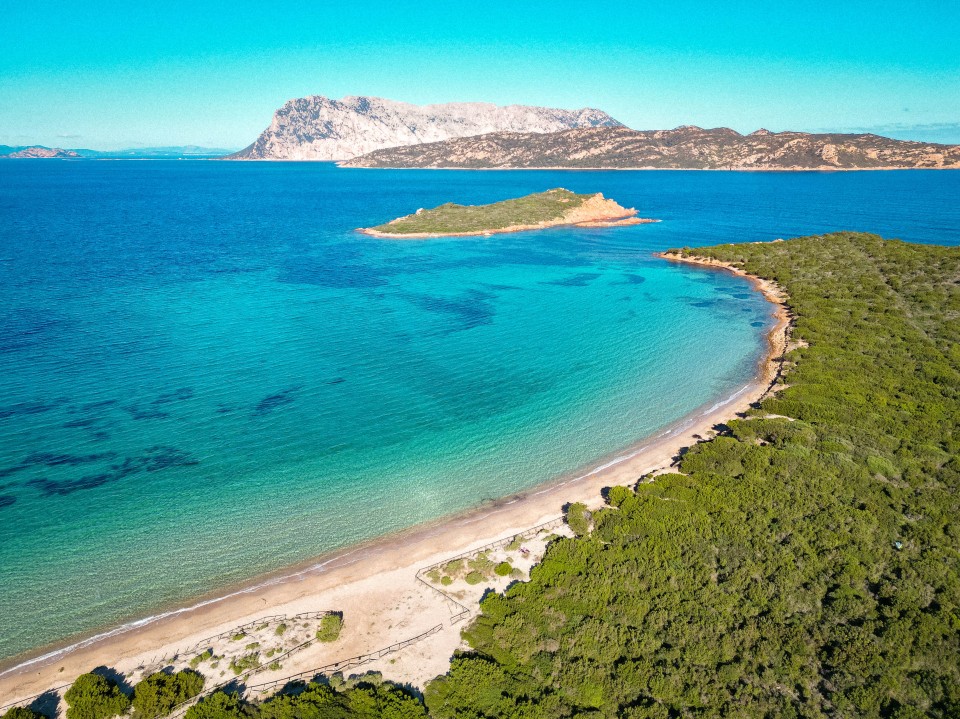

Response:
(0, 254), (790, 708)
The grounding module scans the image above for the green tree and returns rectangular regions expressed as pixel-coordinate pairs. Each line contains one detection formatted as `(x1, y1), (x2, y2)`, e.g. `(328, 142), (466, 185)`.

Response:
(64, 673), (130, 719)
(183, 692), (247, 719)
(565, 501), (591, 536)
(131, 669), (204, 718)
(3, 707), (45, 719)
(316, 613), (343, 642)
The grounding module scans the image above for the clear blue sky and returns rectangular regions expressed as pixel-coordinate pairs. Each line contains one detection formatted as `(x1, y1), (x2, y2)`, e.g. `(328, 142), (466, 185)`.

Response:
(2, 0), (959, 150)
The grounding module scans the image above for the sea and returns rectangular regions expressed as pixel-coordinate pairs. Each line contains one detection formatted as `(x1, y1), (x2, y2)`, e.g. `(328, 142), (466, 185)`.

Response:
(1, 163), (958, 667)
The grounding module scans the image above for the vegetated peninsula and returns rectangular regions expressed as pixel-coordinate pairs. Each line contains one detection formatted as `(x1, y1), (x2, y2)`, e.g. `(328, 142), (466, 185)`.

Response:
(359, 188), (655, 238)
(226, 96), (622, 161)
(342, 125), (960, 170)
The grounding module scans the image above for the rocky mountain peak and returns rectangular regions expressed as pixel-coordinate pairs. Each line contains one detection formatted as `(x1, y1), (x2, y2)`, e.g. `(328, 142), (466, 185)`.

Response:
(229, 95), (623, 161)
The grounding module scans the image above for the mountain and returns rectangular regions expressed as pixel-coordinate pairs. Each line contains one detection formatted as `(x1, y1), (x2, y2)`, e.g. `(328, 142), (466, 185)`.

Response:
(341, 125), (960, 170)
(227, 96), (623, 161)
(0, 145), (80, 159)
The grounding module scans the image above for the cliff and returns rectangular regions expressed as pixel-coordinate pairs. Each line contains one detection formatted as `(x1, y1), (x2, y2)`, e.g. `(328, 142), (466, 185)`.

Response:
(341, 125), (960, 170)
(227, 96), (623, 161)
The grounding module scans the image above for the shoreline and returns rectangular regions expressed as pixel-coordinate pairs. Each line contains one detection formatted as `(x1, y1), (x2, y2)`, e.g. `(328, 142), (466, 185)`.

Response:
(0, 255), (791, 707)
(338, 163), (960, 172)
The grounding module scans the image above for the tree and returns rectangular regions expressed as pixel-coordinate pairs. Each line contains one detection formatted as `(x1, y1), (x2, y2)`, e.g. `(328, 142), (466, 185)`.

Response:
(132, 669), (204, 718)
(64, 673), (130, 719)
(2, 708), (45, 719)
(565, 501), (591, 536)
(183, 692), (246, 719)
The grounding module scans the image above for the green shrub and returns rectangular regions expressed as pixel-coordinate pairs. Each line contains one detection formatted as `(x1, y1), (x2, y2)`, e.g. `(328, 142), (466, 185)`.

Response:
(443, 559), (463, 575)
(131, 669), (204, 718)
(189, 648), (212, 668)
(229, 632), (245, 642)
(565, 501), (591, 536)
(184, 691), (246, 719)
(464, 571), (484, 585)
(440, 575), (453, 586)
(274, 623), (287, 636)
(315, 613), (343, 643)
(229, 652), (260, 675)
(244, 642), (260, 651)
(64, 673), (130, 719)
(494, 562), (512, 577)
(3, 708), (44, 719)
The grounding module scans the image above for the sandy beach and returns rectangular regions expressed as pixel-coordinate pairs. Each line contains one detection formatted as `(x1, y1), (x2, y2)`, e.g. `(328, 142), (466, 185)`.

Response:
(0, 255), (790, 711)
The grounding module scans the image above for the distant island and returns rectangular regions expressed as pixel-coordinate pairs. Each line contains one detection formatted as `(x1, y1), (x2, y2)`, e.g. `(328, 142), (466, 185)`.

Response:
(0, 145), (234, 160)
(359, 188), (655, 238)
(341, 125), (960, 170)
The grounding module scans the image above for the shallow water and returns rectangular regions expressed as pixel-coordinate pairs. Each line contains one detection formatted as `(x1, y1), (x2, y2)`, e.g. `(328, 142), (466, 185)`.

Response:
(0, 163), (957, 663)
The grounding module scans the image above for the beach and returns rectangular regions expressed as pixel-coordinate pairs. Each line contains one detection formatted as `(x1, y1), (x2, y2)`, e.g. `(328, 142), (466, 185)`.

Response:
(0, 256), (790, 710)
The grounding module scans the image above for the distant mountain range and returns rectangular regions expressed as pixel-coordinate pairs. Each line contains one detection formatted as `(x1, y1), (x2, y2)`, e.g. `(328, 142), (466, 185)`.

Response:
(0, 145), (234, 159)
(226, 96), (622, 161)
(341, 125), (960, 170)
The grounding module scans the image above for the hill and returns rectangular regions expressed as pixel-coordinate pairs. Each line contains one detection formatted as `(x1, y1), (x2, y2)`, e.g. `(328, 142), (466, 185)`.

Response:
(227, 96), (623, 161)
(341, 125), (960, 169)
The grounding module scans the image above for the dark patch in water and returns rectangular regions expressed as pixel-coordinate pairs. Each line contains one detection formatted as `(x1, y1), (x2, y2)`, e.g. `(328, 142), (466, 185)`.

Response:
(125, 406), (171, 421)
(29, 475), (113, 496)
(254, 386), (303, 415)
(0, 398), (69, 420)
(93, 431), (110, 441)
(22, 451), (118, 468)
(690, 299), (720, 308)
(26, 446), (199, 496)
(80, 399), (118, 412)
(0, 465), (27, 479)
(734, 292), (754, 299)
(751, 321), (766, 327)
(216, 404), (237, 414)
(325, 378), (346, 385)
(542, 273), (601, 287)
(614, 273), (647, 285)
(409, 290), (496, 333)
(152, 387), (194, 405)
(0, 495), (16, 508)
(484, 283), (523, 291)
(619, 295), (632, 302)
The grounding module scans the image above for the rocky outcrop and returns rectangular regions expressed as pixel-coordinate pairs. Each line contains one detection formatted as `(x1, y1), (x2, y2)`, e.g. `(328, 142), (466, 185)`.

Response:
(342, 125), (960, 170)
(227, 96), (623, 161)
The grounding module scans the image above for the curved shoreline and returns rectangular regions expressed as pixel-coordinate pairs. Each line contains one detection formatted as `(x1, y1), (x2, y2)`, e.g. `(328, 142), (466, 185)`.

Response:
(0, 255), (790, 705)
(358, 215), (657, 239)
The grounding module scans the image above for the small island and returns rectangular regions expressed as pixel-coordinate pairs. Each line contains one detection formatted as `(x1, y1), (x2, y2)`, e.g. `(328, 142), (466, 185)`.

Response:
(359, 188), (657, 238)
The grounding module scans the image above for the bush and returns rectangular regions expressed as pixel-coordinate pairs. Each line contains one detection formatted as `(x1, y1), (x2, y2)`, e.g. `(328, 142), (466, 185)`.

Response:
(131, 669), (204, 718)
(229, 652), (260, 675)
(189, 648), (212, 668)
(315, 613), (343, 643)
(64, 673), (130, 719)
(440, 575), (453, 586)
(274, 623), (287, 636)
(494, 562), (512, 577)
(565, 501), (591, 536)
(230, 632), (245, 642)
(464, 571), (484, 585)
(3, 708), (44, 719)
(184, 691), (246, 719)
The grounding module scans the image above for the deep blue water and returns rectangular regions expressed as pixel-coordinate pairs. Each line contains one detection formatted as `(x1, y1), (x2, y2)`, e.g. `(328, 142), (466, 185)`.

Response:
(0, 163), (957, 665)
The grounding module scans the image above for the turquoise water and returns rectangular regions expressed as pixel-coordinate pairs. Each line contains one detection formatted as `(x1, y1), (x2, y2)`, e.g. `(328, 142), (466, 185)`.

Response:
(1, 164), (958, 665)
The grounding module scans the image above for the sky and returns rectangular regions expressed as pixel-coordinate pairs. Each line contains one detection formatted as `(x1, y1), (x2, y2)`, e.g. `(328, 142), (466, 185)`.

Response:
(2, 0), (959, 150)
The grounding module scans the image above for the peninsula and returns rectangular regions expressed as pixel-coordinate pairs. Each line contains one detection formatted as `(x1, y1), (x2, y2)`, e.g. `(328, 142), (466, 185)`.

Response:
(359, 188), (655, 238)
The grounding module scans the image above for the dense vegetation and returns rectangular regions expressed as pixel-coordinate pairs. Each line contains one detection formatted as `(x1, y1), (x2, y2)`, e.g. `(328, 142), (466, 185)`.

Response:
(131, 670), (204, 718)
(367, 188), (591, 234)
(184, 677), (426, 719)
(64, 674), (131, 719)
(425, 233), (960, 717)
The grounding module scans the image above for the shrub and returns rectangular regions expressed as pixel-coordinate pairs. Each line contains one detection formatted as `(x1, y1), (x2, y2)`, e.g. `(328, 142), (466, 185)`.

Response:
(274, 623), (287, 636)
(565, 501), (591, 536)
(3, 708), (44, 719)
(315, 613), (343, 643)
(244, 642), (260, 651)
(464, 571), (484, 585)
(494, 562), (512, 577)
(189, 648), (212, 668)
(184, 691), (246, 719)
(131, 669), (204, 718)
(440, 575), (453, 586)
(64, 673), (130, 719)
(230, 632), (245, 642)
(229, 652), (260, 675)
